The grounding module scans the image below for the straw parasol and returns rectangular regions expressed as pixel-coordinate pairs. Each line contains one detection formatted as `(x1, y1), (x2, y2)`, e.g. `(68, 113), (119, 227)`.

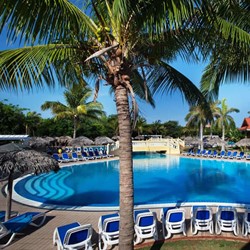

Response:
(57, 136), (72, 146)
(69, 136), (94, 146)
(28, 137), (50, 149)
(235, 138), (250, 147)
(0, 143), (59, 221)
(184, 137), (201, 146)
(94, 136), (114, 145)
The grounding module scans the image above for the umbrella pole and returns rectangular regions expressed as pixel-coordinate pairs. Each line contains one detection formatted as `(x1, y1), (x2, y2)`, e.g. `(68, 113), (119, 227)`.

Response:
(5, 172), (13, 221)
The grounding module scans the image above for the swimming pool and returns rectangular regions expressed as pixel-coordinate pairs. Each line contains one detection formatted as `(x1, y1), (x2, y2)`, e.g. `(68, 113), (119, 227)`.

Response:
(12, 153), (250, 210)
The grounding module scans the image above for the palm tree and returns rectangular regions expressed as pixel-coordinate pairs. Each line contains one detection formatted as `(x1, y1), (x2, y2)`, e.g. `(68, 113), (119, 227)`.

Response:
(214, 98), (240, 150)
(41, 84), (104, 139)
(0, 1), (249, 248)
(25, 111), (42, 136)
(135, 116), (147, 136)
(185, 100), (220, 150)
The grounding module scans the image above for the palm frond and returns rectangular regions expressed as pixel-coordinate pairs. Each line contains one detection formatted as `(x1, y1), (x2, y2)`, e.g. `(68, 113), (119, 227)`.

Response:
(0, 43), (92, 91)
(0, 0), (98, 44)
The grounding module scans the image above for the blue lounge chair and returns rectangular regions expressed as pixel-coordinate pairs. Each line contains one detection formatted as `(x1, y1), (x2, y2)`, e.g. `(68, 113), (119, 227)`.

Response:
(0, 212), (46, 248)
(190, 206), (213, 235)
(53, 222), (93, 250)
(52, 153), (63, 163)
(133, 209), (158, 245)
(98, 213), (120, 250)
(182, 149), (193, 156)
(160, 207), (186, 239)
(217, 151), (225, 158)
(88, 148), (102, 159)
(94, 148), (108, 158)
(236, 152), (245, 160)
(215, 206), (238, 236)
(197, 150), (206, 157)
(246, 154), (250, 160)
(224, 151), (232, 159)
(82, 150), (95, 160)
(209, 150), (217, 158)
(229, 151), (238, 159)
(194, 149), (201, 157)
(203, 150), (212, 157)
(62, 153), (73, 162)
(72, 152), (81, 161)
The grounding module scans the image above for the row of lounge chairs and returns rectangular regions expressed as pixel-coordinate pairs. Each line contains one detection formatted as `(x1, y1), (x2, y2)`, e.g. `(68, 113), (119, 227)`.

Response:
(52, 148), (114, 163)
(183, 149), (250, 160)
(53, 206), (250, 250)
(2, 206), (250, 249)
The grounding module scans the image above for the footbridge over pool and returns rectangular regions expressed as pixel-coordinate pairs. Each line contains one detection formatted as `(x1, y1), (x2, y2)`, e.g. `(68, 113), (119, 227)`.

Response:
(132, 138), (184, 154)
(111, 138), (184, 155)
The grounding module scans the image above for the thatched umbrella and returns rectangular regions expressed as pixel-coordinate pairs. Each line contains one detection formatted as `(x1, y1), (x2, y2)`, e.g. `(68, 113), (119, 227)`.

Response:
(235, 138), (250, 147)
(184, 137), (201, 146)
(57, 136), (72, 146)
(69, 136), (94, 146)
(28, 137), (50, 149)
(94, 136), (114, 145)
(0, 143), (59, 221)
(204, 136), (225, 148)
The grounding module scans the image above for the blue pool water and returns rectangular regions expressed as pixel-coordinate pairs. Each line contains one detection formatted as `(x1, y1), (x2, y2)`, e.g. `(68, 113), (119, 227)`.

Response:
(14, 153), (250, 208)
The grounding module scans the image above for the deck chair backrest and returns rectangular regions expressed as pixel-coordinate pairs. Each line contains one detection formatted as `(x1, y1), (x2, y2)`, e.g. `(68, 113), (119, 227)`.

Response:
(103, 217), (120, 233)
(64, 224), (92, 246)
(166, 209), (185, 224)
(136, 212), (154, 227)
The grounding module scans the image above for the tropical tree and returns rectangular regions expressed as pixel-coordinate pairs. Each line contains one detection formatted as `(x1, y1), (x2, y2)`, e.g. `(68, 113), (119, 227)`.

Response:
(0, 100), (26, 134)
(0, 1), (249, 248)
(185, 100), (220, 150)
(41, 84), (104, 138)
(24, 111), (42, 136)
(134, 116), (147, 136)
(214, 98), (240, 150)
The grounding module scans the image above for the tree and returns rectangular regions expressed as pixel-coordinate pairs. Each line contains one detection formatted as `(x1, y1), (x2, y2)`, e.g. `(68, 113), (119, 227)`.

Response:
(214, 98), (239, 150)
(0, 100), (26, 134)
(41, 85), (104, 138)
(24, 111), (42, 136)
(185, 100), (220, 150)
(0, 1), (249, 248)
(134, 116), (147, 136)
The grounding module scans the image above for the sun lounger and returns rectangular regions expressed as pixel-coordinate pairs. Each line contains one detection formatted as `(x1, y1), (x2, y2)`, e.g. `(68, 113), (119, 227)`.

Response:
(236, 152), (245, 160)
(209, 150), (217, 158)
(190, 206), (213, 235)
(217, 151), (225, 158)
(53, 222), (93, 250)
(61, 153), (74, 162)
(215, 206), (238, 236)
(98, 213), (120, 250)
(52, 153), (63, 163)
(229, 151), (238, 159)
(134, 209), (158, 245)
(224, 151), (232, 159)
(160, 207), (186, 239)
(0, 212), (46, 248)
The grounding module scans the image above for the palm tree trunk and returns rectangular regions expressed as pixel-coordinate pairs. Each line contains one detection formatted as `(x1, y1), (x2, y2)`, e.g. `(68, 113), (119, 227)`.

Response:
(73, 117), (77, 139)
(222, 124), (225, 151)
(200, 122), (204, 151)
(5, 172), (13, 221)
(114, 84), (134, 250)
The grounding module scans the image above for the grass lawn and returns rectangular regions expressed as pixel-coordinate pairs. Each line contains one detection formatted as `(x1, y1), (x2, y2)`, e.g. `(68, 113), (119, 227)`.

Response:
(139, 239), (250, 250)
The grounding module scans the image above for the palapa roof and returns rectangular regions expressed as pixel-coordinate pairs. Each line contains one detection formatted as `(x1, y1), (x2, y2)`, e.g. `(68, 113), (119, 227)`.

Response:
(239, 118), (250, 131)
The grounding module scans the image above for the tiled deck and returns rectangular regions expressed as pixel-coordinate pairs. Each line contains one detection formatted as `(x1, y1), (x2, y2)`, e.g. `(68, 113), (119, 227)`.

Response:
(1, 158), (250, 249)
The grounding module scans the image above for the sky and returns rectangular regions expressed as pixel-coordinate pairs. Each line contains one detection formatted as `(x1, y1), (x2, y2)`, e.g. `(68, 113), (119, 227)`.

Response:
(0, 29), (249, 128)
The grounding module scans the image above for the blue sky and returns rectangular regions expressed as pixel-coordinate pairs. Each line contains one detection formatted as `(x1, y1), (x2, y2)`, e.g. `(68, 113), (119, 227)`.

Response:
(0, 29), (249, 128)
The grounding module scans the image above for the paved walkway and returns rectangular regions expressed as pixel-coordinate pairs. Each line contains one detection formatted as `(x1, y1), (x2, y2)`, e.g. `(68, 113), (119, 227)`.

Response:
(1, 157), (250, 249)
